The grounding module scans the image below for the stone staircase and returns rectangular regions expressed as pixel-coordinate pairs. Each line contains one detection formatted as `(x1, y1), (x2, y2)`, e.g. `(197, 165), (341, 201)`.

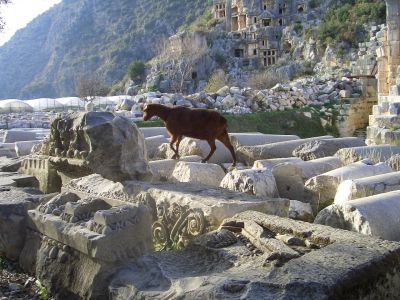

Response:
(366, 95), (400, 145)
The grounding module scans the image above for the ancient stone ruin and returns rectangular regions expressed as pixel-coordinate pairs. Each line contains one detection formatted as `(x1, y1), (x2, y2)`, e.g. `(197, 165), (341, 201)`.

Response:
(0, 102), (399, 299)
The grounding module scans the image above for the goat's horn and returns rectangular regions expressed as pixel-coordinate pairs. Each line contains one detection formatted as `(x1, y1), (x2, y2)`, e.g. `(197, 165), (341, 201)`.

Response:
(143, 103), (148, 110)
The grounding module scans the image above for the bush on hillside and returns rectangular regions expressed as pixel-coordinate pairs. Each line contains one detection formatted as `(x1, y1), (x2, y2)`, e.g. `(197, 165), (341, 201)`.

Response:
(317, 0), (386, 47)
(128, 60), (146, 80)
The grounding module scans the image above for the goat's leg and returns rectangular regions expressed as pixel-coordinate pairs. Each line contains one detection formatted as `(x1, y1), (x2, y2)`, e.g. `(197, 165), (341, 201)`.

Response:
(217, 130), (237, 167)
(169, 135), (179, 159)
(173, 135), (183, 159)
(202, 139), (217, 163)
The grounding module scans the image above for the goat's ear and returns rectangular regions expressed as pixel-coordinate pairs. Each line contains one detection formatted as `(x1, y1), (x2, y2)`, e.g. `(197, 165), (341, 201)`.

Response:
(143, 103), (148, 111)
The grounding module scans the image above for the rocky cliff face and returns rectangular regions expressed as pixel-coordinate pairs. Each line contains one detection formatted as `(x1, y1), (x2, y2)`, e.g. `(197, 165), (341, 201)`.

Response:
(0, 0), (210, 99)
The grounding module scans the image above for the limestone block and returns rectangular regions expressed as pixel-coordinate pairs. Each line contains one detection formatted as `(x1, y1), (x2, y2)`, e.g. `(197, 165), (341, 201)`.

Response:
(335, 145), (400, 165)
(36, 112), (151, 183)
(20, 157), (61, 193)
(3, 130), (38, 143)
(253, 157), (303, 170)
(289, 200), (313, 222)
(220, 168), (279, 199)
(229, 133), (299, 148)
(23, 192), (153, 299)
(0, 187), (44, 260)
(237, 136), (333, 165)
(0, 156), (25, 172)
(159, 137), (234, 164)
(305, 160), (393, 212)
(149, 155), (202, 181)
(294, 138), (366, 161)
(110, 210), (400, 300)
(15, 140), (43, 157)
(172, 161), (226, 187)
(0, 147), (17, 158)
(334, 171), (400, 204)
(145, 135), (169, 160)
(63, 174), (289, 249)
(273, 157), (343, 202)
(315, 191), (400, 241)
(139, 127), (169, 138)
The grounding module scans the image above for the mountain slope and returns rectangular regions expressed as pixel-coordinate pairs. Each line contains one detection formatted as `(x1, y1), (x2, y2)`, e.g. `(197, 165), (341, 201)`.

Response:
(0, 0), (210, 99)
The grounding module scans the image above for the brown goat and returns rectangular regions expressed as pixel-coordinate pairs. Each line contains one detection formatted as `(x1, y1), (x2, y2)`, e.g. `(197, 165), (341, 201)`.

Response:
(143, 104), (236, 166)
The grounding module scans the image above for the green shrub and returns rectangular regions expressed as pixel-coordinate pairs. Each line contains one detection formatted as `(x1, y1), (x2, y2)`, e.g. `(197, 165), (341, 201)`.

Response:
(309, 0), (318, 9)
(127, 60), (145, 80)
(317, 0), (386, 47)
(293, 22), (303, 34)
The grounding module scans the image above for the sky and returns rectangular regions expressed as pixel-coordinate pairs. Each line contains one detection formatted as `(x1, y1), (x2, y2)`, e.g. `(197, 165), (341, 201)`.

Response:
(0, 0), (61, 46)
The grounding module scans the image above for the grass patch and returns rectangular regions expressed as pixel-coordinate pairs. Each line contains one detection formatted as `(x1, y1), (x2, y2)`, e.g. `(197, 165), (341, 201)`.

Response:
(135, 109), (332, 138)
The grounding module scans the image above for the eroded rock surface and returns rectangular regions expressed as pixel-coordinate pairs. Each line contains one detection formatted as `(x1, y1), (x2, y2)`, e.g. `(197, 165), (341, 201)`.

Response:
(109, 211), (400, 299)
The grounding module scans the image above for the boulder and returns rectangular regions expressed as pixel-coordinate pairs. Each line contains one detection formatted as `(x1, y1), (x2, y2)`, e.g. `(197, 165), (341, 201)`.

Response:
(0, 156), (25, 172)
(0, 187), (44, 260)
(253, 157), (303, 169)
(145, 135), (169, 160)
(293, 137), (366, 161)
(238, 136), (333, 165)
(335, 145), (400, 165)
(220, 168), (279, 199)
(289, 200), (313, 222)
(149, 156), (202, 181)
(315, 191), (400, 241)
(305, 160), (393, 213)
(172, 161), (226, 187)
(110, 210), (400, 299)
(334, 171), (400, 204)
(229, 133), (299, 148)
(15, 140), (43, 157)
(273, 157), (343, 202)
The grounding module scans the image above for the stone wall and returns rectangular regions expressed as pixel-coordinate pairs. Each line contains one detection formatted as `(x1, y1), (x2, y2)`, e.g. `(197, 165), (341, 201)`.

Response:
(366, 0), (400, 145)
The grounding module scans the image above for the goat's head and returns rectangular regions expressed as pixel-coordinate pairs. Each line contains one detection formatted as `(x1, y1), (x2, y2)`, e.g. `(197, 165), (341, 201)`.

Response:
(142, 103), (152, 121)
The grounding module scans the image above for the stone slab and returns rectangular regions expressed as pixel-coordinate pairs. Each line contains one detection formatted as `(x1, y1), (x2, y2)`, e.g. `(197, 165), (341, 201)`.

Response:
(109, 211), (400, 300)
(335, 145), (400, 165)
(316, 190), (400, 241)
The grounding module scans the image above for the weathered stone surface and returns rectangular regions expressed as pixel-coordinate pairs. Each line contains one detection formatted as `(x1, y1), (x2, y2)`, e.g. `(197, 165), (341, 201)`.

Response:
(229, 133), (299, 148)
(159, 137), (234, 164)
(289, 200), (313, 222)
(15, 140), (43, 157)
(305, 160), (393, 213)
(22, 112), (151, 192)
(149, 155), (202, 181)
(220, 168), (279, 199)
(253, 157), (303, 169)
(293, 137), (366, 161)
(3, 130), (38, 143)
(0, 172), (38, 188)
(273, 157), (343, 202)
(386, 154), (400, 171)
(64, 174), (289, 249)
(334, 171), (400, 204)
(238, 136), (333, 165)
(110, 211), (400, 300)
(336, 145), (400, 165)
(0, 187), (44, 260)
(21, 192), (153, 299)
(316, 190), (400, 241)
(172, 161), (226, 187)
(0, 156), (25, 172)
(145, 135), (169, 160)
(139, 127), (169, 138)
(20, 157), (61, 193)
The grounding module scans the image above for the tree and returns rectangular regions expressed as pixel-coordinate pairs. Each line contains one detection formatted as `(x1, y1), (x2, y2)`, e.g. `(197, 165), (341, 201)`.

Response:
(0, 0), (11, 32)
(76, 75), (110, 102)
(127, 60), (145, 81)
(156, 33), (208, 93)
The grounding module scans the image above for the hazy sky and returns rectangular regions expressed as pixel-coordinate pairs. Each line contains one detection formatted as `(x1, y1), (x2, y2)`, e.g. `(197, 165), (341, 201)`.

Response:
(0, 0), (61, 46)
